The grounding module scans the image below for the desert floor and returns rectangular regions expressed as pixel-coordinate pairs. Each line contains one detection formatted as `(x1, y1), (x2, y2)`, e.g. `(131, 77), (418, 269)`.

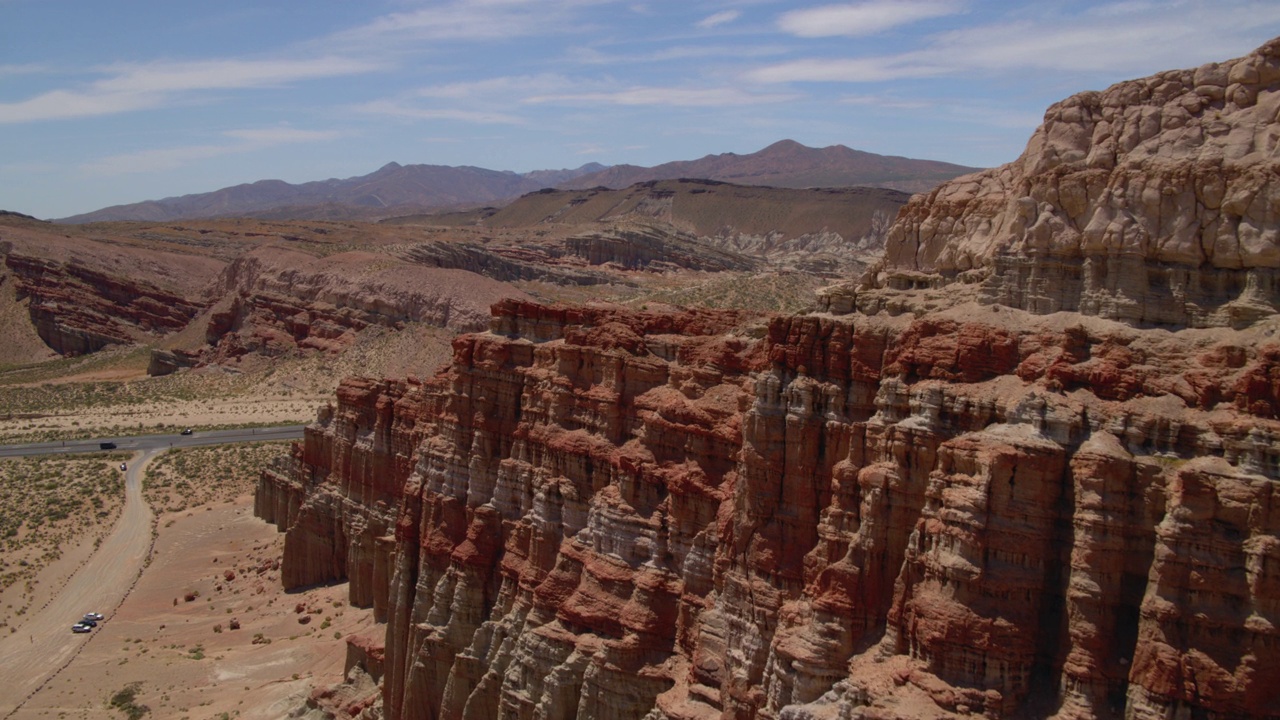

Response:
(0, 450), (375, 719)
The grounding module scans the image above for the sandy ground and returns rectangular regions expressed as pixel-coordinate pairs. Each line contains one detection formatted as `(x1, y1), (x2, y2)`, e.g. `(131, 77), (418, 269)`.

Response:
(0, 458), (375, 719)
(0, 448), (157, 715)
(0, 396), (325, 444)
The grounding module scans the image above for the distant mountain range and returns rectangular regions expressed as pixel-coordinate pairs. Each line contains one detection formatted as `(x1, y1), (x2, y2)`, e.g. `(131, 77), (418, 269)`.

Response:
(57, 140), (979, 224)
(58, 162), (606, 224)
(563, 139), (976, 193)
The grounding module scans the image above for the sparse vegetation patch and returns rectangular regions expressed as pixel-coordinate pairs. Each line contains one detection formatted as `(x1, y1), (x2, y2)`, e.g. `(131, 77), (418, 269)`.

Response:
(0, 453), (126, 627)
(109, 681), (150, 720)
(144, 442), (290, 512)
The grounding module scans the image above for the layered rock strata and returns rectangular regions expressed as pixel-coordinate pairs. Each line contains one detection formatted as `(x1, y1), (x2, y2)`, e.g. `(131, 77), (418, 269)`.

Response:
(856, 39), (1280, 328)
(396, 240), (615, 286)
(196, 248), (531, 364)
(3, 250), (207, 355)
(564, 224), (759, 273)
(260, 299), (1280, 720)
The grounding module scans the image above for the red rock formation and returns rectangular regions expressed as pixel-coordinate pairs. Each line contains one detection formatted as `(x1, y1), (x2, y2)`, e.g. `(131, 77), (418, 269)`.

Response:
(259, 298), (1280, 720)
(832, 39), (1280, 329)
(3, 251), (207, 355)
(197, 248), (531, 367)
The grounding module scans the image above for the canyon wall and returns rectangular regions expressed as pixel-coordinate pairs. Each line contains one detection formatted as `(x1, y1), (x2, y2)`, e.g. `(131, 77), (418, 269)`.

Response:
(2, 248), (210, 356)
(261, 299), (1280, 720)
(191, 248), (531, 366)
(855, 38), (1280, 328)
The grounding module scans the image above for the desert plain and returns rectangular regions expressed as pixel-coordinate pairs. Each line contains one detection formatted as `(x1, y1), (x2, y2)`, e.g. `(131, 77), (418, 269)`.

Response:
(0, 440), (378, 720)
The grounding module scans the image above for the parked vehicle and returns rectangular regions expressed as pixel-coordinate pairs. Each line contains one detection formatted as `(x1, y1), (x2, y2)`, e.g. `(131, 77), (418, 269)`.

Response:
(120, 463), (127, 471)
(84, 612), (104, 622)
(71, 623), (91, 633)
(180, 428), (193, 435)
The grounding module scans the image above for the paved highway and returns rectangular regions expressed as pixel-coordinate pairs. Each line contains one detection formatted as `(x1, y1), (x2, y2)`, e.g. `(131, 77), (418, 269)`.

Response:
(0, 425), (306, 458)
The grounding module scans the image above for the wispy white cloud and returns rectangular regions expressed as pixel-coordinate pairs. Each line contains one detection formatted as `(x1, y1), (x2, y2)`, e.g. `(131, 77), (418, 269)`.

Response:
(778, 0), (964, 37)
(0, 63), (49, 77)
(81, 144), (240, 175)
(329, 0), (602, 49)
(754, 1), (1280, 82)
(409, 74), (574, 99)
(95, 57), (381, 93)
(222, 127), (343, 143)
(0, 161), (60, 175)
(356, 99), (525, 125)
(697, 10), (741, 29)
(837, 94), (932, 110)
(0, 56), (381, 124)
(352, 74), (578, 124)
(525, 86), (797, 107)
(748, 56), (945, 83)
(80, 126), (340, 175)
(839, 94), (1044, 129)
(919, 10), (1277, 74)
(566, 43), (789, 65)
(0, 89), (164, 123)
(570, 143), (607, 155)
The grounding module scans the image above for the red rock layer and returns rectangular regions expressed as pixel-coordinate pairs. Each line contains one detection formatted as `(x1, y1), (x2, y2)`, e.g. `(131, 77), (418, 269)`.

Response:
(198, 250), (530, 365)
(3, 252), (207, 355)
(260, 300), (1280, 720)
(858, 38), (1280, 329)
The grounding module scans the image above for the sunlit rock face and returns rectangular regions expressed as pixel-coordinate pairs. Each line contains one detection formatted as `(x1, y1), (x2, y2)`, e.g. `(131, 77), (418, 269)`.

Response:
(838, 38), (1280, 330)
(260, 295), (1280, 720)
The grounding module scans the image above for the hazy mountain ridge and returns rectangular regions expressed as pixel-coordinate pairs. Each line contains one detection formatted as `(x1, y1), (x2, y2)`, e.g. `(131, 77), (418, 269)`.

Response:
(56, 141), (974, 224)
(562, 139), (980, 193)
(57, 162), (606, 224)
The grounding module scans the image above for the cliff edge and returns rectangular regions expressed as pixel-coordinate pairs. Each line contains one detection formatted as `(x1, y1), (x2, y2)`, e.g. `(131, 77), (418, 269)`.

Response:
(840, 38), (1280, 329)
(261, 300), (1280, 720)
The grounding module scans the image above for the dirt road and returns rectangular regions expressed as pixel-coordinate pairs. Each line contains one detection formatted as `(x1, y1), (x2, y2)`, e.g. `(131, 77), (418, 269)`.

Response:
(0, 448), (159, 716)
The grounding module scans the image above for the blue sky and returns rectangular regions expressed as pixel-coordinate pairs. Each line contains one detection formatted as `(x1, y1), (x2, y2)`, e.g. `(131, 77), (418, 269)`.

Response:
(4, 0), (1280, 219)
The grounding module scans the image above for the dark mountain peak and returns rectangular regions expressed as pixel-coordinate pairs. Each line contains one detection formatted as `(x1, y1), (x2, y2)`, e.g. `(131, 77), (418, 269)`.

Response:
(760, 139), (809, 154)
(248, 178), (291, 188)
(560, 140), (979, 194)
(0, 209), (45, 223)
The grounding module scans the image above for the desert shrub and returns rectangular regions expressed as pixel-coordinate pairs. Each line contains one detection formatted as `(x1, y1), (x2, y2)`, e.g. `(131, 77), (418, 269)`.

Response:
(109, 682), (150, 720)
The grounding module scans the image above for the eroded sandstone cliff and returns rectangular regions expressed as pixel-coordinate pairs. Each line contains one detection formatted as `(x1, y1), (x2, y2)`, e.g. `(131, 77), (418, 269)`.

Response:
(1, 242), (214, 356)
(260, 298), (1280, 720)
(191, 247), (532, 366)
(845, 38), (1280, 329)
